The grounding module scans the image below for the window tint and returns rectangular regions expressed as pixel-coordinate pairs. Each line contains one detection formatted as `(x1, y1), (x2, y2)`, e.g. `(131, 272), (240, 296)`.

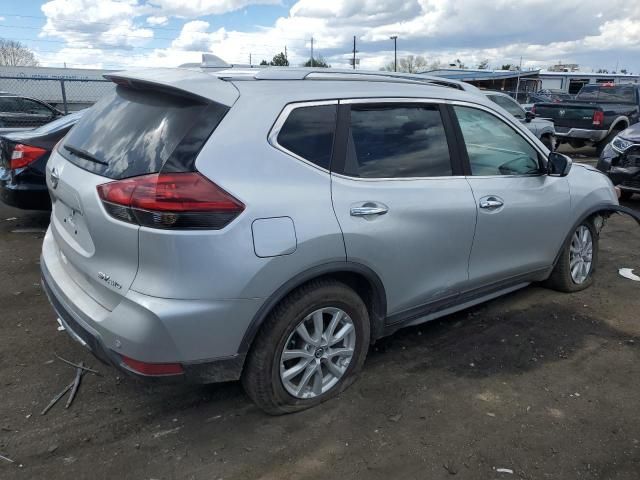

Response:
(20, 98), (52, 115)
(61, 86), (228, 179)
(0, 97), (20, 113)
(488, 95), (525, 119)
(577, 85), (636, 103)
(454, 106), (540, 176)
(345, 104), (451, 178)
(277, 104), (336, 170)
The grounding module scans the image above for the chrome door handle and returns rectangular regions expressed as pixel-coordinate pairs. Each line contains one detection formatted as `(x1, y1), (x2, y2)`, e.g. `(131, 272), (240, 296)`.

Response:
(479, 198), (504, 210)
(350, 206), (388, 217)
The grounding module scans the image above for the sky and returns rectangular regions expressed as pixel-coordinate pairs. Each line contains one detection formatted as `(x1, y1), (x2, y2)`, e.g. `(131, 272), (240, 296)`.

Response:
(0, 0), (639, 72)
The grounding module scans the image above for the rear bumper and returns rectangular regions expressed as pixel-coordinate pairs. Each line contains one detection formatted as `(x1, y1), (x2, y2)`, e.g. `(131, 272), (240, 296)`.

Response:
(0, 168), (50, 210)
(556, 128), (608, 143)
(40, 229), (261, 383)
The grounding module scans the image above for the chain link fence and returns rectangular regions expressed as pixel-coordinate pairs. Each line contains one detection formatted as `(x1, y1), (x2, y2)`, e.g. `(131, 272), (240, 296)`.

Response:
(0, 76), (114, 130)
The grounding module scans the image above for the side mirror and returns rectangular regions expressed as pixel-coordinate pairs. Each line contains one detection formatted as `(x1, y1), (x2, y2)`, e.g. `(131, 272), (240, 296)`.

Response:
(525, 111), (535, 123)
(548, 152), (572, 177)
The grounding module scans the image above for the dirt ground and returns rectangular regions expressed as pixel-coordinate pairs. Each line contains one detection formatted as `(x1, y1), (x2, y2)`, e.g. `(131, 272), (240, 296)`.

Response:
(1, 150), (640, 480)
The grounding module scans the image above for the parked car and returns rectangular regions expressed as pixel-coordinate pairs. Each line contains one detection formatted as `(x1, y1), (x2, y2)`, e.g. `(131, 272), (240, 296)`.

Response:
(0, 110), (83, 210)
(533, 84), (640, 153)
(597, 122), (640, 200)
(520, 89), (575, 111)
(485, 91), (556, 150)
(41, 68), (633, 415)
(0, 93), (65, 132)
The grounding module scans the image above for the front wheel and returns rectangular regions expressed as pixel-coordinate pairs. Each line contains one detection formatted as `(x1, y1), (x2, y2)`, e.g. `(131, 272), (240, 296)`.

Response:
(545, 220), (598, 292)
(242, 280), (370, 415)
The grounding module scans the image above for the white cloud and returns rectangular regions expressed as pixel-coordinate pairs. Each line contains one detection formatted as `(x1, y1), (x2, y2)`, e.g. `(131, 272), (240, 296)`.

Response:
(35, 0), (640, 73)
(40, 0), (153, 49)
(146, 16), (169, 26)
(147, 0), (281, 18)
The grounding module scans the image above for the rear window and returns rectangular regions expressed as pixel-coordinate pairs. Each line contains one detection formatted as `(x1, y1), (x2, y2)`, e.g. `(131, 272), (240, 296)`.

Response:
(276, 104), (336, 170)
(60, 86), (228, 179)
(576, 85), (636, 103)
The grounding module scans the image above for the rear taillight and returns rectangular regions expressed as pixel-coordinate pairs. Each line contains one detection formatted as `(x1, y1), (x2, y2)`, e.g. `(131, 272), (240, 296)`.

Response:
(530, 105), (536, 115)
(593, 110), (604, 126)
(97, 172), (244, 230)
(10, 144), (47, 169)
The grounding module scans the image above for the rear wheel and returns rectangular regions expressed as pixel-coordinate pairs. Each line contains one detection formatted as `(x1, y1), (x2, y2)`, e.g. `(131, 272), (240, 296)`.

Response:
(545, 220), (598, 292)
(242, 280), (370, 415)
(541, 134), (556, 151)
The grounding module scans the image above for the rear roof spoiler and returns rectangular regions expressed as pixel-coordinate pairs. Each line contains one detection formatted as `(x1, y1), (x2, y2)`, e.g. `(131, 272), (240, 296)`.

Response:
(104, 68), (239, 107)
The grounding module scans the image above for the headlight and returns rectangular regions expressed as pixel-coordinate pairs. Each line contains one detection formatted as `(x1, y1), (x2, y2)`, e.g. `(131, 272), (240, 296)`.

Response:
(611, 135), (635, 153)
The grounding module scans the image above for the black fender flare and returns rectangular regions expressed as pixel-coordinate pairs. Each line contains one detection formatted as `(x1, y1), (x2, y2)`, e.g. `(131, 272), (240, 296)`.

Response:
(553, 204), (640, 269)
(238, 262), (388, 354)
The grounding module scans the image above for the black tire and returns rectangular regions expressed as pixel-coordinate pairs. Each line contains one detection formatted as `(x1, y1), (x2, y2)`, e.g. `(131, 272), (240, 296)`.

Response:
(242, 280), (370, 415)
(619, 190), (634, 201)
(541, 134), (555, 152)
(545, 219), (598, 293)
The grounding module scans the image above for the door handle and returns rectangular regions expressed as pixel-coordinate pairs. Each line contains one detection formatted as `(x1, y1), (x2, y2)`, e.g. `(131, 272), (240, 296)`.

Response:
(479, 197), (504, 210)
(350, 205), (388, 217)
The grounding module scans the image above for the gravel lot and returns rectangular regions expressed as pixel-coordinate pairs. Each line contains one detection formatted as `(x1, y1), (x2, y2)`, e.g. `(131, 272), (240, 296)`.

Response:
(1, 150), (639, 480)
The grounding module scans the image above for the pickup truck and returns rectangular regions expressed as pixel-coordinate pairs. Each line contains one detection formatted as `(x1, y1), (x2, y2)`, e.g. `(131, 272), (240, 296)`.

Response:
(533, 84), (640, 153)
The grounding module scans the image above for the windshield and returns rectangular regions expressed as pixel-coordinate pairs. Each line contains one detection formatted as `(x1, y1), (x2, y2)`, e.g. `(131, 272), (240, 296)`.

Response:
(488, 95), (525, 119)
(61, 86), (228, 179)
(576, 85), (636, 103)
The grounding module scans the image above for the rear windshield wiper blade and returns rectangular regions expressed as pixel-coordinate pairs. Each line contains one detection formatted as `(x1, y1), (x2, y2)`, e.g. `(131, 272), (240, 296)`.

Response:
(63, 144), (108, 166)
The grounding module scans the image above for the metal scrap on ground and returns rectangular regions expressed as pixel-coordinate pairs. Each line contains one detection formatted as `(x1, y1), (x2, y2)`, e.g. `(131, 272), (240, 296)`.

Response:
(41, 358), (100, 415)
(619, 268), (640, 282)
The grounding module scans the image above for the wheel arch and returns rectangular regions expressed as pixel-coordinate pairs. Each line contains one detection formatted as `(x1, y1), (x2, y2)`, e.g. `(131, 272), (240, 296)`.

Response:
(238, 262), (388, 354)
(609, 117), (629, 135)
(552, 203), (640, 269)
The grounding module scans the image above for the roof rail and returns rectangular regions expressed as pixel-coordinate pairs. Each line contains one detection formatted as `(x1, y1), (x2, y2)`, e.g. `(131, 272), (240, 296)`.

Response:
(248, 68), (466, 89)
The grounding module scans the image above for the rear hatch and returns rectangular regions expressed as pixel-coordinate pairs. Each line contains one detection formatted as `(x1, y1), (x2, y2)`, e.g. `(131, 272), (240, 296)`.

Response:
(533, 103), (600, 131)
(46, 70), (237, 310)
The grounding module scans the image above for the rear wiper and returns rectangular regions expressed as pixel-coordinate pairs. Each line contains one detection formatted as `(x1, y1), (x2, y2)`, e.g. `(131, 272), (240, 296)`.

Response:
(63, 144), (108, 166)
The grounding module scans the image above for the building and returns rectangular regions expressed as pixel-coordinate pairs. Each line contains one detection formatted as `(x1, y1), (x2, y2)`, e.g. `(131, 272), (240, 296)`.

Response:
(422, 69), (541, 97)
(0, 66), (115, 111)
(538, 71), (640, 94)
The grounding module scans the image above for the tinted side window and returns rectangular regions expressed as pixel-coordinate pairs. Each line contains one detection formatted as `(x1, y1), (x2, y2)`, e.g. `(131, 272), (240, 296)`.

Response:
(277, 104), (336, 170)
(20, 98), (52, 115)
(454, 106), (540, 176)
(488, 95), (525, 119)
(345, 104), (452, 178)
(0, 97), (20, 112)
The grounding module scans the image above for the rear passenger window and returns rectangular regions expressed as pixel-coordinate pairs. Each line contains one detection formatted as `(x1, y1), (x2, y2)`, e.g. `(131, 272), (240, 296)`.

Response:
(345, 104), (452, 178)
(277, 104), (337, 170)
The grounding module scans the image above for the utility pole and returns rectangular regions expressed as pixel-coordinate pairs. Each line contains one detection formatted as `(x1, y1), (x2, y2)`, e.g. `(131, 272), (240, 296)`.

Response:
(352, 36), (357, 70)
(310, 37), (314, 67)
(249, 53), (252, 67)
(390, 36), (398, 72)
(285, 46), (288, 62)
(515, 56), (523, 102)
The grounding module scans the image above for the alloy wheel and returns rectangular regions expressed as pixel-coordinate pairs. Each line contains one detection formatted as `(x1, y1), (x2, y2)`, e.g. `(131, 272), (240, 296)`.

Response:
(569, 225), (593, 284)
(279, 307), (356, 399)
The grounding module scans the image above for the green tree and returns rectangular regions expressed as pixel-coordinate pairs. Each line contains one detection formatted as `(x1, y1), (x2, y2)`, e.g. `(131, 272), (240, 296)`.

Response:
(477, 59), (490, 69)
(259, 59), (269, 66)
(270, 52), (289, 66)
(304, 56), (330, 68)
(501, 64), (513, 70)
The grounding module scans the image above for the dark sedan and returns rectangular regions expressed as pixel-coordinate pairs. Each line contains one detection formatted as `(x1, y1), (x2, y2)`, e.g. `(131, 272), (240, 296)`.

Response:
(0, 110), (83, 210)
(597, 122), (640, 200)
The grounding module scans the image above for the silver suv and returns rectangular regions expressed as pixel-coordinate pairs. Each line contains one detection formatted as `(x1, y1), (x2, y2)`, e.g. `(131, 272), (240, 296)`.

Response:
(42, 68), (628, 414)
